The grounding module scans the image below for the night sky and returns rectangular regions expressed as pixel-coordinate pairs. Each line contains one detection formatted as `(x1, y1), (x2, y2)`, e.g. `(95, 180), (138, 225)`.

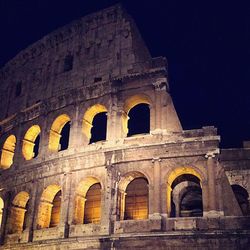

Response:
(0, 0), (249, 148)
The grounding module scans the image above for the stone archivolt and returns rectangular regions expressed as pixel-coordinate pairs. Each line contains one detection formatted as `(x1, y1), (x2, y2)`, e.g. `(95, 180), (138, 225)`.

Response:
(0, 4), (249, 250)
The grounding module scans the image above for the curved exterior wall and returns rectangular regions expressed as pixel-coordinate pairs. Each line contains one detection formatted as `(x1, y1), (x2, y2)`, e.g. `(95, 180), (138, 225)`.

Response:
(0, 4), (249, 250)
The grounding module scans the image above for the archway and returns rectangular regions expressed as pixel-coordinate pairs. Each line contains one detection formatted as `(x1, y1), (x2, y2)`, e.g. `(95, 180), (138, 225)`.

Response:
(82, 104), (107, 144)
(231, 184), (249, 216)
(49, 114), (71, 151)
(118, 172), (149, 220)
(37, 185), (61, 229)
(22, 125), (41, 160)
(8, 191), (29, 234)
(166, 167), (203, 217)
(0, 135), (16, 169)
(123, 94), (151, 136)
(74, 177), (102, 224)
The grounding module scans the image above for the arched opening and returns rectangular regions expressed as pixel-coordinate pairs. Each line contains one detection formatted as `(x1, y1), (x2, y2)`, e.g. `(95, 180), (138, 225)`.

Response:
(124, 177), (149, 220)
(8, 192), (29, 234)
(170, 174), (203, 217)
(37, 185), (61, 229)
(84, 183), (101, 224)
(82, 104), (108, 144)
(89, 113), (107, 144)
(0, 198), (4, 229)
(232, 184), (249, 216)
(0, 135), (16, 169)
(49, 114), (71, 151)
(127, 104), (150, 136)
(123, 94), (151, 137)
(74, 177), (102, 224)
(22, 125), (41, 160)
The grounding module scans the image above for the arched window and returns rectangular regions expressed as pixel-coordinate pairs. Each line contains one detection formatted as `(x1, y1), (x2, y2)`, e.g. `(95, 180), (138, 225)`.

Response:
(0, 135), (16, 169)
(170, 174), (203, 217)
(232, 184), (249, 216)
(37, 185), (61, 229)
(74, 177), (102, 224)
(49, 114), (70, 151)
(0, 198), (4, 229)
(84, 183), (101, 224)
(124, 177), (149, 220)
(127, 104), (150, 136)
(22, 125), (41, 160)
(123, 94), (151, 137)
(82, 104), (107, 144)
(8, 192), (29, 234)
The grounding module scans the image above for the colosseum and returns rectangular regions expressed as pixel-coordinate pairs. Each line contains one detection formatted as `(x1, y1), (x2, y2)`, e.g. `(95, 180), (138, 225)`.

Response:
(0, 4), (249, 250)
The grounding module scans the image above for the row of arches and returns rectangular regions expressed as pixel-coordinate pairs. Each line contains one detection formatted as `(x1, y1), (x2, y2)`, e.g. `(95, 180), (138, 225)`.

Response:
(0, 172), (249, 236)
(0, 94), (151, 169)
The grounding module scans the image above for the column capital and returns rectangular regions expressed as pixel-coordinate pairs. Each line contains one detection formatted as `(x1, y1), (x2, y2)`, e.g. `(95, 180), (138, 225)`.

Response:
(153, 78), (168, 91)
(151, 157), (162, 163)
(205, 149), (220, 159)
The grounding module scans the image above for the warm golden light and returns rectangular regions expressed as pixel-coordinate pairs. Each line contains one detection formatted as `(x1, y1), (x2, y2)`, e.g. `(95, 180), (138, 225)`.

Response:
(82, 104), (107, 140)
(74, 177), (101, 224)
(166, 167), (202, 215)
(8, 191), (29, 234)
(0, 197), (4, 229)
(22, 125), (41, 160)
(49, 114), (70, 151)
(37, 185), (61, 229)
(0, 135), (16, 169)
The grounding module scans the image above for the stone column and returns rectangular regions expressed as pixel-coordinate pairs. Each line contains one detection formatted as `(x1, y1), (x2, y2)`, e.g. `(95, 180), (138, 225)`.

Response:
(204, 150), (221, 217)
(150, 158), (162, 218)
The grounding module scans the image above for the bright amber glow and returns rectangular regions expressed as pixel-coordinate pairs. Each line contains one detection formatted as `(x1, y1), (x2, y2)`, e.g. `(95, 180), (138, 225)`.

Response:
(74, 177), (101, 224)
(166, 167), (202, 214)
(22, 125), (41, 160)
(0, 135), (16, 169)
(123, 94), (151, 135)
(124, 178), (148, 220)
(49, 114), (70, 151)
(9, 191), (29, 234)
(82, 104), (107, 140)
(37, 185), (61, 229)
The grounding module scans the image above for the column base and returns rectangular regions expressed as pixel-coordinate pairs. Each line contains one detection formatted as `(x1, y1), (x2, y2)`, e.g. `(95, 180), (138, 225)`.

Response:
(203, 210), (224, 217)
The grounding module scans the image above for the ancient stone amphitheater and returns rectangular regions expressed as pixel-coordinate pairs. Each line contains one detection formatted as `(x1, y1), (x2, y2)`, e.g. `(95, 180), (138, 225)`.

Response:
(0, 4), (249, 250)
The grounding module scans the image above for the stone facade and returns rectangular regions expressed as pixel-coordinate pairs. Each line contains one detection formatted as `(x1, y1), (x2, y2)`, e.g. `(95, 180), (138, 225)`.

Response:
(0, 4), (249, 250)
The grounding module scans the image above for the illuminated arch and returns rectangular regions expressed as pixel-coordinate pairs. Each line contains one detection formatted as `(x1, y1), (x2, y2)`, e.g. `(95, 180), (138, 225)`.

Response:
(82, 104), (108, 141)
(123, 94), (151, 135)
(0, 197), (4, 229)
(8, 191), (30, 234)
(0, 135), (16, 169)
(118, 171), (149, 220)
(166, 167), (204, 216)
(22, 125), (41, 160)
(37, 185), (61, 229)
(49, 114), (71, 151)
(74, 177), (102, 224)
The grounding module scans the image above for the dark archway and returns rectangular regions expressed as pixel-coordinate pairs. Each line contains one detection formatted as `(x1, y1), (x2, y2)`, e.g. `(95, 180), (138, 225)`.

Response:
(232, 184), (249, 216)
(59, 121), (70, 151)
(89, 112), (107, 144)
(127, 104), (150, 136)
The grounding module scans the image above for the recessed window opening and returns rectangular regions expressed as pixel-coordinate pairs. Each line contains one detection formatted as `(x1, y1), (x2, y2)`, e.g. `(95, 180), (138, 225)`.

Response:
(94, 77), (102, 82)
(127, 104), (150, 137)
(59, 121), (70, 151)
(15, 82), (22, 97)
(50, 190), (62, 227)
(84, 183), (101, 224)
(124, 177), (148, 220)
(64, 55), (74, 72)
(89, 112), (107, 144)
(33, 135), (40, 158)
(170, 174), (203, 218)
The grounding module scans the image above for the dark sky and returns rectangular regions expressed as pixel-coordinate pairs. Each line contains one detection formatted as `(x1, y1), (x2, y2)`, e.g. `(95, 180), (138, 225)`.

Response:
(0, 0), (249, 148)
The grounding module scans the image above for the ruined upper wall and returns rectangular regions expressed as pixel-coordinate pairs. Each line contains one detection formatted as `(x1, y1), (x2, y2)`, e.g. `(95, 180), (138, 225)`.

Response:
(0, 4), (157, 120)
